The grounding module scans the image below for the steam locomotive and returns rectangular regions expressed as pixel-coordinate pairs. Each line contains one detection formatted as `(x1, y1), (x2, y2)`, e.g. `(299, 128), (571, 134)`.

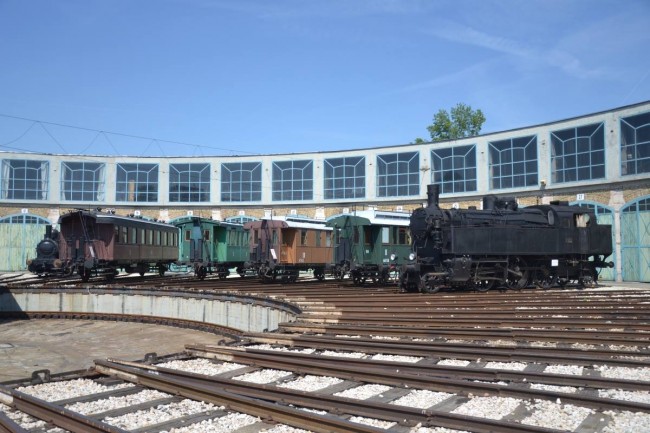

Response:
(27, 225), (62, 275)
(399, 185), (614, 293)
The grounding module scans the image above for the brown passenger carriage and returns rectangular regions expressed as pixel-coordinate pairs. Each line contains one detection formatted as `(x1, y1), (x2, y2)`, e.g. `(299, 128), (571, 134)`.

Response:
(244, 217), (332, 282)
(57, 210), (179, 281)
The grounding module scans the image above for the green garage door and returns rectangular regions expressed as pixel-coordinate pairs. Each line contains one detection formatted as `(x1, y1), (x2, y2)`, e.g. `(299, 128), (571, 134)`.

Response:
(0, 214), (51, 271)
(621, 197), (650, 283)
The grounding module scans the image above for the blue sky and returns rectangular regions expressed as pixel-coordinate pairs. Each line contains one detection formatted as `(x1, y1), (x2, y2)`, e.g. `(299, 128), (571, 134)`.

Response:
(1, 0), (649, 157)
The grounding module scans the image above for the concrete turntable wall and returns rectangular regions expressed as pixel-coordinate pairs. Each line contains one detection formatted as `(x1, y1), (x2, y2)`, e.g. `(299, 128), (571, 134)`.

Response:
(0, 289), (298, 333)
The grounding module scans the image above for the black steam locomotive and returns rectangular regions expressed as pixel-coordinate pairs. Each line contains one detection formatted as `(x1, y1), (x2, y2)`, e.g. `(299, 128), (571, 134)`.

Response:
(399, 185), (614, 293)
(26, 225), (64, 276)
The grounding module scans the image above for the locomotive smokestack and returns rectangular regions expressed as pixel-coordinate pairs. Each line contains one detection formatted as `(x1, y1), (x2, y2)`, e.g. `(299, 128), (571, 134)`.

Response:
(45, 225), (52, 239)
(426, 184), (440, 207)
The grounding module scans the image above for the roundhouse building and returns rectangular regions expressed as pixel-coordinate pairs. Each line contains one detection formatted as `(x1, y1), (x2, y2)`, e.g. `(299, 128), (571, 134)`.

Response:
(1, 101), (649, 282)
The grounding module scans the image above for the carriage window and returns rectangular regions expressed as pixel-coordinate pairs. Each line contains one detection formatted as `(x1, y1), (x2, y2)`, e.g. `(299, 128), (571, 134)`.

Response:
(147, 229), (153, 245)
(272, 230), (278, 245)
(114, 226), (120, 242)
(364, 226), (372, 245)
(204, 230), (210, 241)
(130, 227), (137, 244)
(575, 214), (590, 228)
(353, 227), (359, 244)
(316, 231), (321, 247)
(121, 226), (128, 244)
(155, 230), (161, 245)
(162, 232), (167, 246)
(185, 230), (191, 241)
(399, 228), (409, 245)
(300, 230), (308, 246)
(140, 228), (145, 243)
(326, 232), (332, 248)
(382, 227), (390, 244)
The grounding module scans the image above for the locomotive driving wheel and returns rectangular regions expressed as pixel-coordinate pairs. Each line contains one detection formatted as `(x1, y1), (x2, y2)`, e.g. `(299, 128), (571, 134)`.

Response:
(505, 257), (530, 289)
(419, 275), (442, 294)
(533, 266), (557, 289)
(471, 277), (495, 292)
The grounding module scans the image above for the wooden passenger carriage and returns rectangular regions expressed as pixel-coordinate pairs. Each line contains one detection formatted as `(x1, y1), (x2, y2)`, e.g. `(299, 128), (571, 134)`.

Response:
(326, 209), (412, 285)
(173, 216), (249, 279)
(244, 216), (332, 282)
(58, 210), (179, 281)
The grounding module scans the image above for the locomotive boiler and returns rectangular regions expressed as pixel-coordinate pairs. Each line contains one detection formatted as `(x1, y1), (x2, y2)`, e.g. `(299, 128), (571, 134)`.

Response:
(400, 184), (614, 293)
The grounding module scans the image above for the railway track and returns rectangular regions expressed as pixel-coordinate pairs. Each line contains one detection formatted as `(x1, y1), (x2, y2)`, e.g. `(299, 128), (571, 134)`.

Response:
(1, 277), (649, 432)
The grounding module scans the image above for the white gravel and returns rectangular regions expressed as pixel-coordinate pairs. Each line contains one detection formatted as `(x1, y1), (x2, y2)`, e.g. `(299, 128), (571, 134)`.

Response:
(603, 411), (650, 433)
(103, 399), (218, 430)
(334, 384), (392, 400)
(348, 415), (396, 429)
(484, 361), (527, 371)
(17, 379), (134, 401)
(544, 365), (585, 375)
(370, 353), (422, 363)
(163, 412), (259, 433)
(277, 374), (343, 391)
(66, 389), (172, 414)
(529, 383), (577, 393)
(596, 365), (650, 382)
(598, 389), (650, 404)
(156, 359), (247, 376)
(246, 344), (317, 354)
(390, 390), (454, 409)
(521, 399), (593, 430)
(451, 396), (521, 420)
(232, 369), (292, 384)
(436, 359), (470, 367)
(320, 350), (367, 358)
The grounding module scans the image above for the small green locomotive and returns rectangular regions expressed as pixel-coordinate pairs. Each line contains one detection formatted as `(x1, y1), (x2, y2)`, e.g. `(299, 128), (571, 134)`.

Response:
(326, 209), (412, 285)
(173, 216), (249, 279)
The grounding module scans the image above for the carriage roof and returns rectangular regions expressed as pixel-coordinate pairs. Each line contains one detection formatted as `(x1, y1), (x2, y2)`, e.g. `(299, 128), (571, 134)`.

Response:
(58, 210), (177, 231)
(326, 209), (411, 227)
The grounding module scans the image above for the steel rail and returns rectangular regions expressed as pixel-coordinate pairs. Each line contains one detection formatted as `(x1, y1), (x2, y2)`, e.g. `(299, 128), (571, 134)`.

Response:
(0, 411), (28, 433)
(242, 333), (650, 367)
(0, 385), (128, 433)
(186, 344), (650, 392)
(182, 344), (650, 413)
(95, 358), (565, 433)
(295, 315), (650, 330)
(92, 360), (388, 433)
(278, 322), (649, 346)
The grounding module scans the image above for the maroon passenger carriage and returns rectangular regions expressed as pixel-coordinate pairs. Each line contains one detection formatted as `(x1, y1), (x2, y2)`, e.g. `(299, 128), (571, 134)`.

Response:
(57, 209), (179, 281)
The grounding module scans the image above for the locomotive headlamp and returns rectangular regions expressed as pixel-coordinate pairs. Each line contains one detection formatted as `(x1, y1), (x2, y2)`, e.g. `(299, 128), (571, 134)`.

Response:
(390, 253), (396, 261)
(409, 253), (416, 261)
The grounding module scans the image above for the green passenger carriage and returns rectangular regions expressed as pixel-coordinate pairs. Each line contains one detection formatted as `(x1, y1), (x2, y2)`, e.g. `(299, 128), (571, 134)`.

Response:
(326, 209), (412, 285)
(173, 216), (249, 279)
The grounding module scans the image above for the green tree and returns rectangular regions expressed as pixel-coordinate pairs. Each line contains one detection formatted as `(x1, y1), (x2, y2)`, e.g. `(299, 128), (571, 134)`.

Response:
(414, 103), (486, 143)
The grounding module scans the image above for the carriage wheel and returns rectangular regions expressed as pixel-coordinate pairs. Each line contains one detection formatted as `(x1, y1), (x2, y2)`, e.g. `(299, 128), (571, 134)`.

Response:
(196, 266), (207, 280)
(158, 264), (167, 277)
(314, 269), (325, 281)
(79, 268), (90, 282)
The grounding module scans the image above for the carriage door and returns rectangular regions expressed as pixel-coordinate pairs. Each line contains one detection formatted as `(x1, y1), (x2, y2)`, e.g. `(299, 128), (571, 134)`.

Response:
(334, 227), (351, 264)
(282, 229), (295, 263)
(0, 214), (51, 271)
(621, 197), (650, 282)
(189, 220), (203, 262)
